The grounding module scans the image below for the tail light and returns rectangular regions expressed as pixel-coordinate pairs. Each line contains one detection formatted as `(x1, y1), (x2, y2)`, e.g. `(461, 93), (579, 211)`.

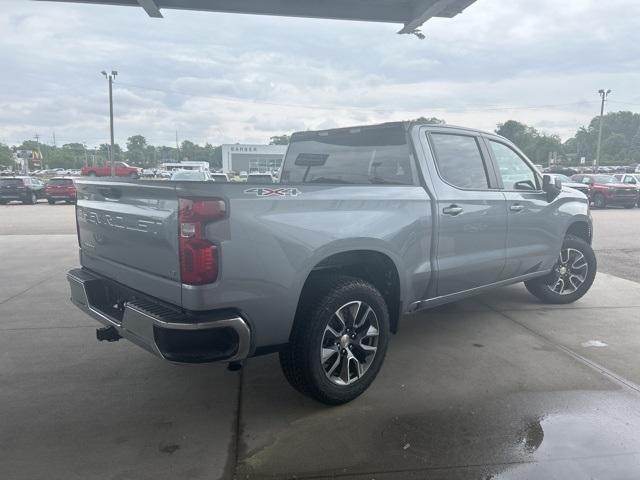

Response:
(178, 198), (226, 285)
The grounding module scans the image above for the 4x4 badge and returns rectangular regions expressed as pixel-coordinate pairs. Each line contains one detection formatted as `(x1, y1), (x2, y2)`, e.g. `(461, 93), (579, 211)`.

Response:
(244, 187), (301, 197)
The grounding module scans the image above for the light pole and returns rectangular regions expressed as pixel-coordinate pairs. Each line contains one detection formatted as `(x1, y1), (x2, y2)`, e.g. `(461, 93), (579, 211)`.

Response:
(101, 70), (118, 177)
(595, 88), (611, 172)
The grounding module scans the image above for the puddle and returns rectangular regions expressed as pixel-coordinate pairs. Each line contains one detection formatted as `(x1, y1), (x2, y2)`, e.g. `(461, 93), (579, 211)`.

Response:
(239, 390), (640, 479)
(581, 340), (608, 348)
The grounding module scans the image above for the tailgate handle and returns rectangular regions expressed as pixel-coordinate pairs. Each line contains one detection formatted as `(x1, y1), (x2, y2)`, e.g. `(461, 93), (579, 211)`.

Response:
(98, 187), (122, 200)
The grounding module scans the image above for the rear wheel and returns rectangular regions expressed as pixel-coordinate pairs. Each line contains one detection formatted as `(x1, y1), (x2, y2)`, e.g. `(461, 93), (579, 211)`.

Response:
(23, 191), (37, 205)
(279, 275), (389, 405)
(624, 203), (635, 209)
(593, 192), (606, 209)
(525, 235), (597, 304)
(47, 198), (56, 205)
(0, 200), (7, 205)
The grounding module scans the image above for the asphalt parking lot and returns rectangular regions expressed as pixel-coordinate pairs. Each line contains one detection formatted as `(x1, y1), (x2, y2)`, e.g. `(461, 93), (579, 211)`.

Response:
(3, 202), (640, 479)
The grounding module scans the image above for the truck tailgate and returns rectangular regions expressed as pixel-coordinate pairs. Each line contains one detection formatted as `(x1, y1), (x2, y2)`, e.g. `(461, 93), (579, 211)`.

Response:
(75, 179), (182, 305)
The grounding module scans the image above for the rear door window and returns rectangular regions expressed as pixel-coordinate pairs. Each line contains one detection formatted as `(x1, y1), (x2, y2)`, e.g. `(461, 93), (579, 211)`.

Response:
(429, 133), (489, 190)
(0, 179), (24, 187)
(280, 125), (415, 185)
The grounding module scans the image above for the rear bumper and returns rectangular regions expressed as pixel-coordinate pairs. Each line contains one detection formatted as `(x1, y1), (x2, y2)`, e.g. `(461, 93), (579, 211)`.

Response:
(67, 268), (251, 363)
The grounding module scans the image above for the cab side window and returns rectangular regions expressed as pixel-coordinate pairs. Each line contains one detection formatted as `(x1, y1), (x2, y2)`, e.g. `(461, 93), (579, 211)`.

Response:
(430, 133), (489, 190)
(489, 141), (539, 191)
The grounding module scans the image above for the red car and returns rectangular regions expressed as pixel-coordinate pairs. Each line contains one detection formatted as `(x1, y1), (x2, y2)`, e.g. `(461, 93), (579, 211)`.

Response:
(571, 174), (638, 209)
(81, 162), (140, 178)
(45, 177), (77, 204)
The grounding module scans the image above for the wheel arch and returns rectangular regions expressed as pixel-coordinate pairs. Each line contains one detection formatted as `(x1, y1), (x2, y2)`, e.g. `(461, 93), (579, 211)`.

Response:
(296, 249), (403, 335)
(566, 219), (592, 244)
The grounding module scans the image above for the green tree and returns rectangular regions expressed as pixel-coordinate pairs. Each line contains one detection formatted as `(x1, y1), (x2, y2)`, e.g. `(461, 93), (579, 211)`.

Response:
(269, 135), (290, 145)
(0, 143), (14, 168)
(126, 135), (148, 167)
(413, 116), (445, 124)
(496, 120), (563, 166)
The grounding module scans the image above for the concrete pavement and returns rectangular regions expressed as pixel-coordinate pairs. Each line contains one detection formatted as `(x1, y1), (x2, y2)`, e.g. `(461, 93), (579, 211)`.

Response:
(2, 202), (640, 479)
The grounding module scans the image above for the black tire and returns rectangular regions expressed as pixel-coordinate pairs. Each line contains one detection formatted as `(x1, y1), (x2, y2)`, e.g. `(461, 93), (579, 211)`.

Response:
(525, 235), (597, 304)
(88, 171), (97, 177)
(624, 203), (635, 209)
(47, 198), (56, 205)
(23, 191), (37, 205)
(128, 172), (139, 179)
(65, 200), (73, 204)
(279, 275), (390, 405)
(593, 193), (606, 209)
(0, 200), (7, 205)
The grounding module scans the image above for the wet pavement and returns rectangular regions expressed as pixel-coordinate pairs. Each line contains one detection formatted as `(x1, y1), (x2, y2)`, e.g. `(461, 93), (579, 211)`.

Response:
(2, 204), (640, 479)
(236, 276), (640, 479)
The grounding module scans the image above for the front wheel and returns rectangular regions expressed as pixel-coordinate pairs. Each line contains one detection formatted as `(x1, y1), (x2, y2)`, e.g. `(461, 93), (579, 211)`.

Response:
(593, 193), (606, 209)
(624, 203), (635, 209)
(525, 235), (597, 304)
(279, 275), (389, 405)
(47, 198), (56, 205)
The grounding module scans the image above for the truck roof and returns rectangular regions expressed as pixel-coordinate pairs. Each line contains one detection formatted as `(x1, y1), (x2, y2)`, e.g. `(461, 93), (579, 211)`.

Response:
(290, 121), (500, 141)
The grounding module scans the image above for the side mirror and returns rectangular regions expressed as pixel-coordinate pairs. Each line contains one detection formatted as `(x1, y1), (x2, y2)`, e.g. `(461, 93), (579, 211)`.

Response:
(542, 174), (562, 201)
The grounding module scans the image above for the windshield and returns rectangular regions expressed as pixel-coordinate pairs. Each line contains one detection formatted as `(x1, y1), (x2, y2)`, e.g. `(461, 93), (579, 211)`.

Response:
(592, 175), (615, 183)
(170, 171), (207, 181)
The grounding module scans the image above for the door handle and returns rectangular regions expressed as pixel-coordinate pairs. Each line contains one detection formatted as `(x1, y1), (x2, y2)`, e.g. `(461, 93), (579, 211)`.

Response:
(510, 204), (524, 212)
(442, 205), (463, 216)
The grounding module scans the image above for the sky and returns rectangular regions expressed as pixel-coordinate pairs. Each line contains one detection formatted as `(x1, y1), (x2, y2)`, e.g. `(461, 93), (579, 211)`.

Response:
(1, 0), (640, 148)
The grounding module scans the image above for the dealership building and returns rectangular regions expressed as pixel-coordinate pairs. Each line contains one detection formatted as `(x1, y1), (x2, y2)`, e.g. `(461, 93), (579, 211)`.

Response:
(220, 144), (287, 174)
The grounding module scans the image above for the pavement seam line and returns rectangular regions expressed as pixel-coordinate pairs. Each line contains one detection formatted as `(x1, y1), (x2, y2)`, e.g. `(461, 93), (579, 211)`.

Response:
(230, 364), (245, 480)
(0, 273), (60, 306)
(486, 305), (640, 395)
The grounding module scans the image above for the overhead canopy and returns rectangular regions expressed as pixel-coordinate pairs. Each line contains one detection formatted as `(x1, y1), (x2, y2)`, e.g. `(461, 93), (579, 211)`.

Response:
(39, 0), (477, 35)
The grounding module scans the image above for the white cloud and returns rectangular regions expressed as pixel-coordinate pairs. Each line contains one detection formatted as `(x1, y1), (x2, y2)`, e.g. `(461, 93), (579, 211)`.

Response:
(0, 0), (639, 147)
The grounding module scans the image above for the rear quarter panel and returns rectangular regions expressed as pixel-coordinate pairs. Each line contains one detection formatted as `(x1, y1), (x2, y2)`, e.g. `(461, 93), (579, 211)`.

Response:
(178, 183), (433, 349)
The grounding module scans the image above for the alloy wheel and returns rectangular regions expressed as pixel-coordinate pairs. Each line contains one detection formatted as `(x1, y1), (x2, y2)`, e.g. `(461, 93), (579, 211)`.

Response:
(320, 300), (380, 386)
(546, 247), (589, 295)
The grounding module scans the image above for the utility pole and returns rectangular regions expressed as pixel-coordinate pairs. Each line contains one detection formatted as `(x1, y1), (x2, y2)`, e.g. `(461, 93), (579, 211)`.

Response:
(52, 131), (56, 148)
(175, 131), (180, 161)
(31, 133), (41, 174)
(83, 143), (89, 167)
(101, 70), (118, 176)
(595, 89), (611, 172)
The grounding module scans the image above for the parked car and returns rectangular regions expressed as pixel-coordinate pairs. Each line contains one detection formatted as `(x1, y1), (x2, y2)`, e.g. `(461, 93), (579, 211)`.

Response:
(45, 177), (77, 204)
(246, 173), (274, 184)
(81, 162), (141, 178)
(170, 169), (212, 181)
(67, 121), (596, 405)
(547, 167), (578, 177)
(210, 173), (229, 182)
(571, 174), (638, 208)
(613, 173), (640, 206)
(0, 176), (46, 204)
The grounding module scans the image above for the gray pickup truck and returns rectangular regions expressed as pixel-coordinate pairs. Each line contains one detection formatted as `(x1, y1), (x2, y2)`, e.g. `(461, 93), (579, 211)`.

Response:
(67, 121), (596, 404)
